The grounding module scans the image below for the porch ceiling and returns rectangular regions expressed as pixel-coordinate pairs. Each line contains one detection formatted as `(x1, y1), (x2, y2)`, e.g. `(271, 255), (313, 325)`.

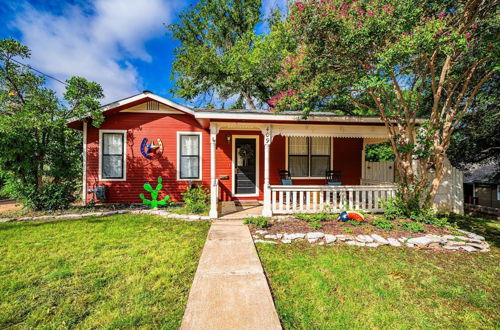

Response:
(213, 122), (390, 139)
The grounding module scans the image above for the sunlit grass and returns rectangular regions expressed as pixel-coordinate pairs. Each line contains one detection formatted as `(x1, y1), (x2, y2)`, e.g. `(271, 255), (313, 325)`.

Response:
(258, 215), (500, 329)
(0, 214), (210, 328)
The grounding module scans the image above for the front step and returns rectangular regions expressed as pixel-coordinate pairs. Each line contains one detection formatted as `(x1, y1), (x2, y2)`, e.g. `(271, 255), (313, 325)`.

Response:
(234, 200), (261, 207)
(219, 201), (262, 218)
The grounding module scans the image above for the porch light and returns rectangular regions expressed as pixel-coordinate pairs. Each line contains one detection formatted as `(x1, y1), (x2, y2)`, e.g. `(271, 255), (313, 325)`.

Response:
(226, 135), (231, 144)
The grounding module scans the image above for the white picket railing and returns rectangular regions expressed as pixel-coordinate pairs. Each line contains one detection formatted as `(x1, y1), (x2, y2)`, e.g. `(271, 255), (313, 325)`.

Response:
(270, 185), (397, 214)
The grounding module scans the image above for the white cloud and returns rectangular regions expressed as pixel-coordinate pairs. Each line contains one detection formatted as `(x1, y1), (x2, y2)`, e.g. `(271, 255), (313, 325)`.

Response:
(12, 0), (174, 102)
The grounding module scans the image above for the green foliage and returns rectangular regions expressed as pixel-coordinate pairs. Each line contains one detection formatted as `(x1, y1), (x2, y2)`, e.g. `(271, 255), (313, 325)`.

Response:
(447, 80), (500, 179)
(296, 213), (334, 230)
(346, 219), (362, 227)
(410, 209), (451, 228)
(343, 227), (354, 234)
(182, 184), (210, 214)
(400, 221), (426, 233)
(272, 0), (498, 207)
(0, 38), (104, 210)
(169, 0), (294, 109)
(243, 216), (270, 228)
(381, 196), (407, 220)
(365, 142), (395, 162)
(139, 177), (171, 209)
(372, 218), (394, 231)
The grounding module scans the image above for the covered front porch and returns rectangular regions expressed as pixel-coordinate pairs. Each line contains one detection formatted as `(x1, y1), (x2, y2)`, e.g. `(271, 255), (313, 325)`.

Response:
(208, 121), (395, 218)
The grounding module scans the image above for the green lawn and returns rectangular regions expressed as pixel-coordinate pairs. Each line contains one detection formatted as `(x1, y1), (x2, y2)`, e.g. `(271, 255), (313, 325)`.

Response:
(0, 214), (210, 329)
(257, 216), (500, 329)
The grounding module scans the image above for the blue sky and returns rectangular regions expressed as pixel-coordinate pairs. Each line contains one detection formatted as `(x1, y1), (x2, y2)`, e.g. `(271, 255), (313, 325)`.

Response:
(0, 0), (286, 106)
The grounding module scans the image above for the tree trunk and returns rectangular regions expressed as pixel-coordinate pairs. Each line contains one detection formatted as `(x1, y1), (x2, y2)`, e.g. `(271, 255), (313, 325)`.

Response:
(241, 91), (257, 110)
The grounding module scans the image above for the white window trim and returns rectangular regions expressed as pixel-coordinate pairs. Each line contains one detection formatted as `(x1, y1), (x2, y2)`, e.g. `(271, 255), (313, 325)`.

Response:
(497, 185), (500, 201)
(98, 129), (127, 182)
(232, 135), (260, 197)
(177, 131), (203, 181)
(285, 136), (334, 179)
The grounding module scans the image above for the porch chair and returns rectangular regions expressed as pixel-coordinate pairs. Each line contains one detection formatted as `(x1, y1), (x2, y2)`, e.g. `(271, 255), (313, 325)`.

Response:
(326, 170), (342, 186)
(279, 170), (293, 185)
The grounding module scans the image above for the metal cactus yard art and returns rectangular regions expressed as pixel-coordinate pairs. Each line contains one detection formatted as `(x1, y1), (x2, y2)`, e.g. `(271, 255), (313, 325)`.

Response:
(140, 177), (170, 209)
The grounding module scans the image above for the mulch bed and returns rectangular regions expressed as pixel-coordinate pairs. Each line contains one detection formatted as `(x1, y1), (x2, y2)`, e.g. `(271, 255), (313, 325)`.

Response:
(250, 216), (452, 238)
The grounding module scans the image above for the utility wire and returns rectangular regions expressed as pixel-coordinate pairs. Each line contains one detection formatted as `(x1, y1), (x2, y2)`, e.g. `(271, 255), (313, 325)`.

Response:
(7, 57), (69, 86)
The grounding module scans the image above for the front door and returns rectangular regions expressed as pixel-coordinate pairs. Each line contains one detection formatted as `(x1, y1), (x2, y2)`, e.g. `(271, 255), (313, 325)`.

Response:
(235, 138), (257, 195)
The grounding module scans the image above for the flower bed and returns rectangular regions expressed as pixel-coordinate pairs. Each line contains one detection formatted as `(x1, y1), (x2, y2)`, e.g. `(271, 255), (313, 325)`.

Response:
(249, 215), (490, 252)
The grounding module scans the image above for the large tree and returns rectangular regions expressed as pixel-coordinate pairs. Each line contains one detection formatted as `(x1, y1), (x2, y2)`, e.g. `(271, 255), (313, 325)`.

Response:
(169, 0), (295, 109)
(272, 0), (498, 207)
(0, 38), (104, 210)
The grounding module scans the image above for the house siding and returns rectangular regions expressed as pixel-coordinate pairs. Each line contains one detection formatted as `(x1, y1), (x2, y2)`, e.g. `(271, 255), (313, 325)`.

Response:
(86, 112), (210, 203)
(86, 113), (364, 204)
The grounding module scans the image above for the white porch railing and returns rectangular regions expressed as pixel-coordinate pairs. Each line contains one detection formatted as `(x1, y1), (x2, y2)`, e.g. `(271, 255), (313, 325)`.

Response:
(270, 185), (397, 214)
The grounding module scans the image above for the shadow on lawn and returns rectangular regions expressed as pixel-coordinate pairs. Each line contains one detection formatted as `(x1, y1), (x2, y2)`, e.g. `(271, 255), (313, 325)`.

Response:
(444, 213), (500, 247)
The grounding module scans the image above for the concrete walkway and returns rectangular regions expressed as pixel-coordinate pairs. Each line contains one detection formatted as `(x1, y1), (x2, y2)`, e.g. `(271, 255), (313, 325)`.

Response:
(181, 220), (281, 330)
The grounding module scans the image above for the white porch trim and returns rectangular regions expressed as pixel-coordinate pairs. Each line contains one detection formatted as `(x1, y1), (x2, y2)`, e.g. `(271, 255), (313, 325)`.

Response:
(262, 126), (272, 217)
(82, 121), (87, 205)
(209, 124), (218, 219)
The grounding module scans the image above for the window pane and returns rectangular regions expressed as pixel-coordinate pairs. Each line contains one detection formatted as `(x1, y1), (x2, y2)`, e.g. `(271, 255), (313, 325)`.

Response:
(181, 156), (199, 178)
(102, 155), (123, 178)
(311, 156), (330, 177)
(288, 136), (308, 155)
(311, 137), (330, 155)
(289, 156), (308, 177)
(103, 133), (123, 154)
(181, 135), (199, 155)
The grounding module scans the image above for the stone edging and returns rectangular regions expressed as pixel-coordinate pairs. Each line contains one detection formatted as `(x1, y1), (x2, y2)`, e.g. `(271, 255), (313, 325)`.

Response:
(0, 209), (210, 223)
(129, 209), (210, 221)
(253, 229), (490, 252)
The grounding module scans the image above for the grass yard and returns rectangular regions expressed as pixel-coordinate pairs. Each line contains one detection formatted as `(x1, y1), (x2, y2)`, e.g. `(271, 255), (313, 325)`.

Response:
(257, 216), (500, 329)
(0, 214), (210, 329)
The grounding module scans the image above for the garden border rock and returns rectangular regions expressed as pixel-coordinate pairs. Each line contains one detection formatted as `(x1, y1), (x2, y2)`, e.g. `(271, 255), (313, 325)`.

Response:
(252, 230), (490, 252)
(0, 209), (210, 223)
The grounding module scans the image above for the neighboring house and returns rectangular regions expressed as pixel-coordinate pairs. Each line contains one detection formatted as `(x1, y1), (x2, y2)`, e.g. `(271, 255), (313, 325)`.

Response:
(464, 162), (500, 209)
(69, 91), (462, 218)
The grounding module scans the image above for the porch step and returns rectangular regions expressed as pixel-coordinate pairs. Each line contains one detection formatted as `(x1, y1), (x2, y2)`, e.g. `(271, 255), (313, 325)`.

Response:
(235, 200), (261, 207)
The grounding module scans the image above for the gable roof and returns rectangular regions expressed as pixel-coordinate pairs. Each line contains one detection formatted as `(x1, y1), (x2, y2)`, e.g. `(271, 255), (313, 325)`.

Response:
(68, 91), (422, 129)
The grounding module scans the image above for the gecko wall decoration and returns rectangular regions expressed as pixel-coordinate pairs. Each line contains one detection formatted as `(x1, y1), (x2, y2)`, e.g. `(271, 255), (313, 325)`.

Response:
(140, 138), (163, 159)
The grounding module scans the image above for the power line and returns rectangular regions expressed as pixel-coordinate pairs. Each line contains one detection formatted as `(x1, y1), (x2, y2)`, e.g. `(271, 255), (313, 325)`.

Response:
(7, 57), (69, 86)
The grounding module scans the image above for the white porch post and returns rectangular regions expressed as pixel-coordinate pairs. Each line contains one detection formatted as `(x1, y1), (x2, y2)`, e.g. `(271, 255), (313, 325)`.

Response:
(262, 126), (272, 217)
(209, 124), (219, 219)
(82, 121), (87, 205)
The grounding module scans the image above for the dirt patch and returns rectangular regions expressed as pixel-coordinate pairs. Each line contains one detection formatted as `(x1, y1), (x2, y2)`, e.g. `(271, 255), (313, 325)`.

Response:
(251, 216), (452, 238)
(0, 201), (22, 215)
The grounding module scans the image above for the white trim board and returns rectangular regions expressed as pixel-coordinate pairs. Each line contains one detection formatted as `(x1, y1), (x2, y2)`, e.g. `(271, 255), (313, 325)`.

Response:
(98, 129), (128, 182)
(232, 135), (260, 197)
(176, 131), (203, 181)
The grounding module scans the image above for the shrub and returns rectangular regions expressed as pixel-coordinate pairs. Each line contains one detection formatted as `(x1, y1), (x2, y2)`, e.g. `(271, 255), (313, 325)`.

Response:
(182, 184), (209, 214)
(381, 197), (406, 220)
(296, 213), (333, 230)
(243, 216), (270, 228)
(3, 181), (76, 211)
(410, 209), (451, 228)
(372, 218), (394, 231)
(400, 221), (426, 233)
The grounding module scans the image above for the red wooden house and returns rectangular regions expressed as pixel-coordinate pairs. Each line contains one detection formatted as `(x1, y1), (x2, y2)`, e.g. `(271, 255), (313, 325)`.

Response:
(69, 91), (462, 218)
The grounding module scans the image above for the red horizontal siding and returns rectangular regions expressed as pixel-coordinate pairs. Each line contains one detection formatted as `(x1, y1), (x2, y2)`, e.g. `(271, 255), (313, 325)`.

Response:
(86, 112), (210, 203)
(86, 113), (364, 204)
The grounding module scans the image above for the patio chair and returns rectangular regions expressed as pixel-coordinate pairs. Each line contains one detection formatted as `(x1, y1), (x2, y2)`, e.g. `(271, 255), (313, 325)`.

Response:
(326, 170), (342, 186)
(279, 170), (293, 185)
